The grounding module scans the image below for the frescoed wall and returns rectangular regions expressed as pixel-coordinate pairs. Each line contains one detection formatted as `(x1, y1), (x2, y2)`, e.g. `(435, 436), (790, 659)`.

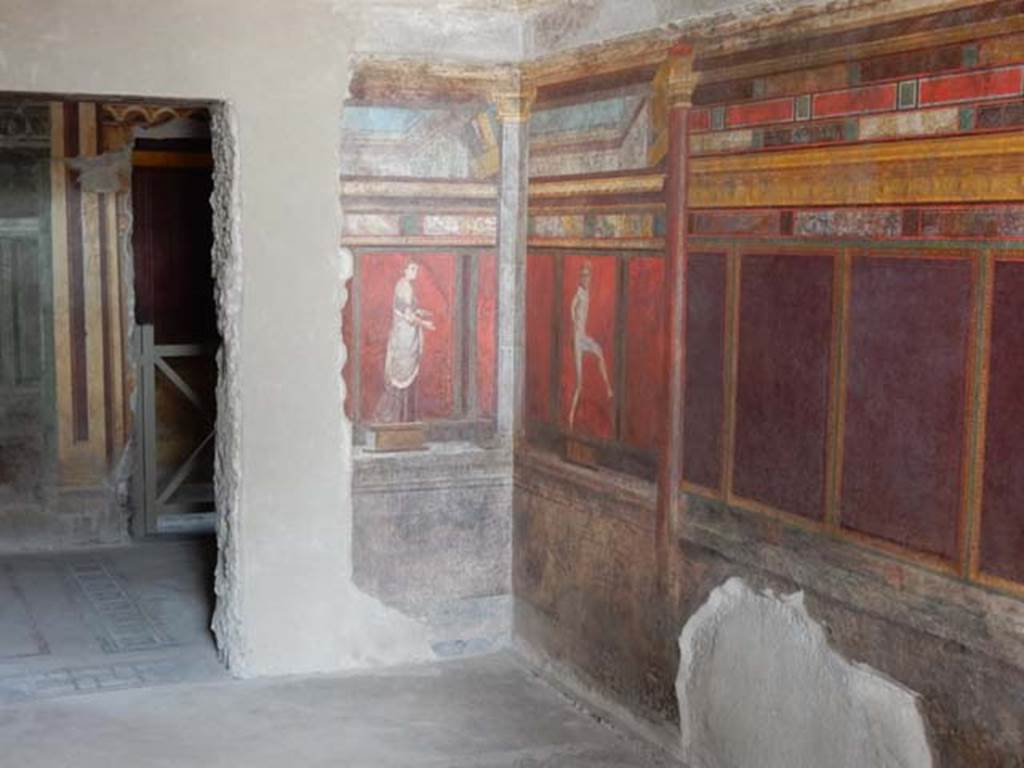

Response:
(517, 5), (1024, 762)
(342, 94), (511, 658)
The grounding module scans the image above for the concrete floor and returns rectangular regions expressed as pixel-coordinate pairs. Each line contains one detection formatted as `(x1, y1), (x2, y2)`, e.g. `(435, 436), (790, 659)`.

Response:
(0, 539), (673, 767)
(0, 653), (672, 767)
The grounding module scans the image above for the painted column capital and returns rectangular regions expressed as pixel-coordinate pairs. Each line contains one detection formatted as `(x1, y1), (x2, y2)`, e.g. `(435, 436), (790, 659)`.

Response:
(493, 85), (537, 124)
(666, 42), (699, 109)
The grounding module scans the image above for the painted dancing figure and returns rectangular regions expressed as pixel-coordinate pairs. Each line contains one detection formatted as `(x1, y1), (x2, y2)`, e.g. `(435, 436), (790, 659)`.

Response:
(569, 262), (613, 428)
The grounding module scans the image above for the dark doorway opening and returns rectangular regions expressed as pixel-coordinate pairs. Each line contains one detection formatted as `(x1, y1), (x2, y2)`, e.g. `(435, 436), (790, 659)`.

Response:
(130, 131), (219, 538)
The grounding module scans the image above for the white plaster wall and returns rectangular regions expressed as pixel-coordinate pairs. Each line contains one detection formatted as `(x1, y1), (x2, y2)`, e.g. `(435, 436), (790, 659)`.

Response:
(0, 0), (441, 676)
(348, 0), (525, 61)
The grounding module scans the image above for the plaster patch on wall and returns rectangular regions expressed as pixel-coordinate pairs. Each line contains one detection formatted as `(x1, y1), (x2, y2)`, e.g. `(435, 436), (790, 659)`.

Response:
(66, 147), (131, 194)
(334, 585), (437, 667)
(676, 577), (934, 768)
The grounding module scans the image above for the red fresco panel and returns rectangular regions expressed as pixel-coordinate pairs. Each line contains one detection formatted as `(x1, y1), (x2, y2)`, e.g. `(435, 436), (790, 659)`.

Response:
(358, 251), (456, 422)
(682, 253), (727, 490)
(812, 83), (897, 117)
(841, 256), (971, 561)
(733, 253), (833, 520)
(476, 251), (497, 418)
(560, 255), (617, 440)
(688, 109), (711, 132)
(726, 98), (794, 128)
(919, 66), (1024, 105)
(980, 261), (1024, 584)
(622, 257), (666, 453)
(342, 276), (354, 421)
(526, 252), (555, 425)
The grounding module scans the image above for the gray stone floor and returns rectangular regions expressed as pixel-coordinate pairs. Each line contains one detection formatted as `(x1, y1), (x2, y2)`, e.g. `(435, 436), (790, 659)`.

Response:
(0, 538), (228, 704)
(0, 652), (672, 767)
(0, 539), (672, 766)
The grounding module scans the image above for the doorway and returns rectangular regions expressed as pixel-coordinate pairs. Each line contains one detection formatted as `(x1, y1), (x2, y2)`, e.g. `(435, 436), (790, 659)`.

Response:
(130, 128), (218, 537)
(0, 98), (230, 703)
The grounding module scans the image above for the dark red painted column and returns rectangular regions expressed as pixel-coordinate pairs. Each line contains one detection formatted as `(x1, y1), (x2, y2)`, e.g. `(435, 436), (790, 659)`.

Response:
(657, 45), (698, 581)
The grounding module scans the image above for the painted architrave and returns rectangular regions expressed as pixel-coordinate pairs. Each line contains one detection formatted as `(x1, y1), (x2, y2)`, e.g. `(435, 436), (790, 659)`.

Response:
(688, 132), (1024, 208)
(529, 173), (665, 200)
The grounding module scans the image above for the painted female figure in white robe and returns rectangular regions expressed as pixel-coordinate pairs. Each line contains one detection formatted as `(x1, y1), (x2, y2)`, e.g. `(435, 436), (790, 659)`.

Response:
(373, 261), (435, 423)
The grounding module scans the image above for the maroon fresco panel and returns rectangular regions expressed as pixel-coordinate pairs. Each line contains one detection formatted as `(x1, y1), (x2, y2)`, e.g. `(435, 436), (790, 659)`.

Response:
(476, 251), (497, 418)
(980, 261), (1024, 584)
(358, 251), (456, 422)
(841, 255), (971, 561)
(682, 252), (727, 491)
(560, 255), (617, 441)
(526, 253), (556, 426)
(622, 256), (666, 453)
(733, 253), (833, 520)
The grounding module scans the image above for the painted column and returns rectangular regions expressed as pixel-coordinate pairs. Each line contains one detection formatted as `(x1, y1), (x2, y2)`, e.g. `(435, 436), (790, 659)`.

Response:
(494, 83), (535, 441)
(50, 100), (112, 486)
(658, 46), (698, 547)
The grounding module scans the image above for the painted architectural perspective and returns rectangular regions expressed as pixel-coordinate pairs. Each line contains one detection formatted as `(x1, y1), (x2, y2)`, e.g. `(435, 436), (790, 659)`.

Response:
(2, 1), (1024, 767)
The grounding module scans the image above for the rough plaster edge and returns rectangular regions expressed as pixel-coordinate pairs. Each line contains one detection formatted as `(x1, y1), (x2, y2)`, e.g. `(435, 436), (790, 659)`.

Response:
(676, 577), (936, 768)
(208, 102), (247, 674)
(512, 625), (683, 762)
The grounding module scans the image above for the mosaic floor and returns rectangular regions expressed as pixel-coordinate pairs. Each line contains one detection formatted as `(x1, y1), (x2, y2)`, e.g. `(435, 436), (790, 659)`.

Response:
(0, 538), (227, 704)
